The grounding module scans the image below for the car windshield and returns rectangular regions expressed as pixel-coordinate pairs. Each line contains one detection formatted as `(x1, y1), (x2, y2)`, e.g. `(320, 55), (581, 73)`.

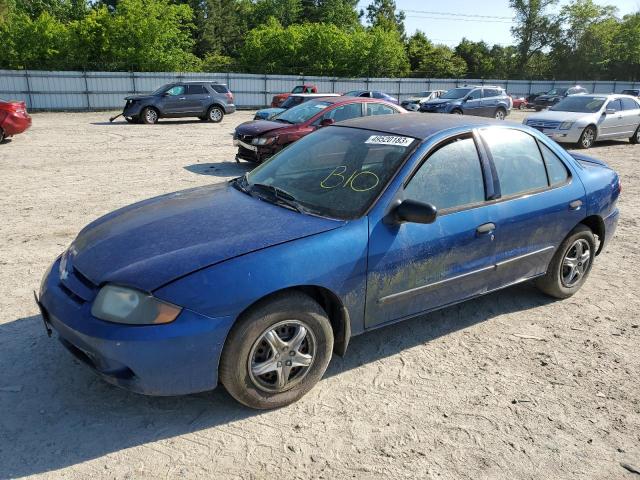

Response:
(152, 83), (172, 95)
(240, 127), (416, 219)
(280, 96), (305, 109)
(550, 96), (606, 113)
(440, 88), (472, 99)
(546, 88), (567, 96)
(292, 86), (305, 93)
(344, 91), (362, 96)
(420, 91), (433, 97)
(272, 100), (331, 124)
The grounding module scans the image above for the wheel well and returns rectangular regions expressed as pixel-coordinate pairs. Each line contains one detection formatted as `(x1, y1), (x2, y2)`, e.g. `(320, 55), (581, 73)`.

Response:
(580, 215), (605, 255)
(235, 286), (351, 357)
(209, 103), (224, 112)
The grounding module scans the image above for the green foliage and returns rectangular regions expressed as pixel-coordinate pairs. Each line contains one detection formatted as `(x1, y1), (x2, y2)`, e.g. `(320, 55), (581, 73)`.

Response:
(417, 45), (467, 78)
(365, 0), (405, 38)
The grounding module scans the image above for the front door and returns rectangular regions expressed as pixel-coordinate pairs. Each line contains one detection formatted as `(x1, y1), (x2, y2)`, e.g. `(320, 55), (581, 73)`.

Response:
(160, 85), (189, 115)
(365, 135), (497, 328)
(462, 88), (484, 116)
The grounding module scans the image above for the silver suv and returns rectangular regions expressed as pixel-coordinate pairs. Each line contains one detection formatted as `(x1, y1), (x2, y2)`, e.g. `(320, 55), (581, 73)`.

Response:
(420, 85), (512, 119)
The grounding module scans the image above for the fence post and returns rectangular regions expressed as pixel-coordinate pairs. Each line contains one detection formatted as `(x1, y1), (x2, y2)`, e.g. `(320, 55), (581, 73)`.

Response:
(397, 79), (401, 102)
(427, 77), (431, 90)
(264, 73), (268, 107)
(331, 78), (336, 93)
(612, 80), (617, 93)
(592, 80), (596, 93)
(83, 70), (91, 111)
(528, 79), (532, 96)
(24, 70), (33, 110)
(130, 71), (137, 94)
(365, 77), (370, 91)
(505, 79), (509, 93)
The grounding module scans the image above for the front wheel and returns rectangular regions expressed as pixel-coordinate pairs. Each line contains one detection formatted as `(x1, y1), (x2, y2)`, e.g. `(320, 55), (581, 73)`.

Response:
(630, 125), (640, 144)
(577, 125), (596, 149)
(219, 292), (334, 409)
(536, 225), (596, 299)
(141, 107), (158, 124)
(494, 108), (506, 120)
(0, 127), (5, 143)
(207, 105), (224, 123)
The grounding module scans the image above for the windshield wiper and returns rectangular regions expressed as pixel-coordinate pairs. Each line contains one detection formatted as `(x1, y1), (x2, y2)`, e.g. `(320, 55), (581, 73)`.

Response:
(250, 183), (307, 213)
(232, 173), (251, 194)
(274, 118), (295, 124)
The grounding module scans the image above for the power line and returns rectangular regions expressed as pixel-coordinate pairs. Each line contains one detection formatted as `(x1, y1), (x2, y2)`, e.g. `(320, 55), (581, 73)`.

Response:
(403, 9), (514, 20)
(405, 14), (515, 24)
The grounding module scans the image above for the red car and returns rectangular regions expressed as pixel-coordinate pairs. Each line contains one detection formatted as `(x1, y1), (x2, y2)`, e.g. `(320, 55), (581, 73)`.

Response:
(0, 99), (31, 143)
(235, 97), (405, 162)
(510, 95), (527, 110)
(271, 84), (318, 107)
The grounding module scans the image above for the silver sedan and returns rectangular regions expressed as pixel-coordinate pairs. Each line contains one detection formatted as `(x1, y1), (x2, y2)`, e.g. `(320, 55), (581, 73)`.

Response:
(523, 94), (640, 148)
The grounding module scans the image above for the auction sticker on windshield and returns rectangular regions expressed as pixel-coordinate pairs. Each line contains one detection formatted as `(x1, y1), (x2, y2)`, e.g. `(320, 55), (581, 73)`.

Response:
(365, 135), (414, 147)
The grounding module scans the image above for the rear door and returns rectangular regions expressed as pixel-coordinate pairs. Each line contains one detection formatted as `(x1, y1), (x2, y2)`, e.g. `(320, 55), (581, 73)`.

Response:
(185, 84), (210, 114)
(478, 128), (586, 289)
(620, 97), (640, 136)
(365, 135), (498, 328)
(481, 88), (502, 116)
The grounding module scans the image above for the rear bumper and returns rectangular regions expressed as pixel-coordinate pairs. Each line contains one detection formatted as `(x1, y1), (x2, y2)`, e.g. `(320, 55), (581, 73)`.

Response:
(225, 104), (236, 114)
(39, 258), (235, 396)
(601, 208), (619, 253)
(1, 112), (31, 136)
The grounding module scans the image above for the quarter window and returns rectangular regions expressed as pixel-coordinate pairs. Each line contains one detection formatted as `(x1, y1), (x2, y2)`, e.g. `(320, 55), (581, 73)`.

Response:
(620, 97), (640, 110)
(405, 137), (485, 211)
(483, 129), (548, 196)
(211, 84), (229, 94)
(539, 142), (569, 186)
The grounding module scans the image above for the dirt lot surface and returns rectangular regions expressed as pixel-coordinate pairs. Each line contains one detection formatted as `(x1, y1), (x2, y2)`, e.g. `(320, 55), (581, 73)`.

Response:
(0, 110), (639, 480)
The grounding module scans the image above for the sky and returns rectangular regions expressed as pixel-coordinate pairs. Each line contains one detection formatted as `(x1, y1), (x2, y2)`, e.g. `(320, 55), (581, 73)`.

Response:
(357, 0), (640, 47)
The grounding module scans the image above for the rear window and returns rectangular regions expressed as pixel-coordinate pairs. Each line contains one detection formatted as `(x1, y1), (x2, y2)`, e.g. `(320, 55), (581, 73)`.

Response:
(211, 84), (229, 94)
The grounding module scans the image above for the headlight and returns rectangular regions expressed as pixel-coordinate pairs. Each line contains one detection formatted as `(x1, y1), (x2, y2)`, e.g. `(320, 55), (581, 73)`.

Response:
(252, 136), (277, 146)
(559, 121), (574, 130)
(91, 284), (182, 325)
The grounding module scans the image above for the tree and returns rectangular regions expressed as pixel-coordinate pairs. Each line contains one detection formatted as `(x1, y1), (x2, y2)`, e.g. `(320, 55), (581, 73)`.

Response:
(15, 0), (87, 21)
(405, 31), (433, 73)
(301, 0), (361, 30)
(510, 0), (560, 76)
(365, 0), (405, 38)
(417, 44), (467, 78)
(455, 38), (494, 78)
(250, 0), (302, 27)
(610, 13), (640, 80)
(187, 0), (249, 58)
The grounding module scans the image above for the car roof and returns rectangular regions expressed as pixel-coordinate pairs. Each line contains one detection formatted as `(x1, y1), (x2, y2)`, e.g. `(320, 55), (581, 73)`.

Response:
(335, 112), (505, 140)
(168, 81), (227, 86)
(291, 93), (341, 98)
(310, 96), (396, 105)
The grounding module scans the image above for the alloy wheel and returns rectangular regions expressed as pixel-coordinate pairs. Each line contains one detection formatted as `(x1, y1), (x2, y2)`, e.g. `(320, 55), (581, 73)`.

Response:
(581, 128), (595, 148)
(495, 110), (505, 120)
(248, 320), (316, 393)
(145, 109), (158, 124)
(209, 108), (223, 122)
(560, 239), (591, 288)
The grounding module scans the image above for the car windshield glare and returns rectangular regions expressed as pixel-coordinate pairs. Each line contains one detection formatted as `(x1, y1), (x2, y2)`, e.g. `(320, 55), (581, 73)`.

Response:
(550, 97), (606, 113)
(152, 83), (172, 95)
(272, 100), (331, 124)
(245, 127), (416, 219)
(440, 88), (472, 99)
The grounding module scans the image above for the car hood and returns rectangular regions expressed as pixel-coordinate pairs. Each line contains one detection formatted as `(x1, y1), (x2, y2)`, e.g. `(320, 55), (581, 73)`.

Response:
(423, 98), (457, 105)
(255, 108), (286, 119)
(402, 97), (427, 103)
(124, 94), (154, 101)
(236, 119), (291, 136)
(535, 95), (559, 101)
(68, 182), (342, 292)
(526, 110), (597, 123)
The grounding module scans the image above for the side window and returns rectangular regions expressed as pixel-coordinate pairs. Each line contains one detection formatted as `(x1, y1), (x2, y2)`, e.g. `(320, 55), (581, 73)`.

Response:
(484, 88), (501, 98)
(483, 129), (548, 196)
(405, 137), (485, 211)
(366, 103), (396, 116)
(467, 89), (482, 100)
(539, 142), (569, 186)
(323, 103), (363, 122)
(211, 84), (229, 94)
(166, 85), (185, 96)
(186, 84), (207, 95)
(607, 99), (622, 112)
(372, 91), (385, 99)
(292, 86), (304, 94)
(360, 91), (372, 98)
(621, 97), (640, 110)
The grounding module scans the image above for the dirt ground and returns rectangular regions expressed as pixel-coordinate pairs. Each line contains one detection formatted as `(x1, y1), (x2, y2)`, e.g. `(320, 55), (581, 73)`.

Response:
(0, 109), (638, 480)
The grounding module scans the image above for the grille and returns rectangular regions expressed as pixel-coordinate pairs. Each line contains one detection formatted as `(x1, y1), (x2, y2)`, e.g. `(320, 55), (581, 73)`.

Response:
(60, 263), (98, 304)
(527, 119), (561, 129)
(235, 133), (254, 143)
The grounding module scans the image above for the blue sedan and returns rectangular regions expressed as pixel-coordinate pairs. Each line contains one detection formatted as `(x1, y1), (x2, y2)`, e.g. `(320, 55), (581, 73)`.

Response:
(37, 114), (620, 409)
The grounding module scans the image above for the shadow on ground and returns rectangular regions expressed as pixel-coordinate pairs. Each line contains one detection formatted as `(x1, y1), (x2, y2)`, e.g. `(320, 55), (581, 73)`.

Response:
(0, 282), (553, 477)
(184, 161), (253, 178)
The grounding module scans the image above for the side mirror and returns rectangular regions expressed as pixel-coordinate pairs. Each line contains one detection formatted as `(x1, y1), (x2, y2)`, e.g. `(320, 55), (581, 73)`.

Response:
(605, 108), (616, 115)
(320, 118), (335, 127)
(394, 199), (437, 224)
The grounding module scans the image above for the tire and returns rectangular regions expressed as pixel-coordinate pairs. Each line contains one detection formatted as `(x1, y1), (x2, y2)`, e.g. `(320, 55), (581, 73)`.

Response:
(0, 128), (5, 143)
(494, 108), (506, 120)
(630, 125), (640, 144)
(577, 125), (596, 149)
(125, 116), (138, 124)
(207, 105), (224, 123)
(535, 225), (596, 299)
(219, 292), (334, 409)
(451, 109), (463, 115)
(141, 107), (158, 124)
(518, 103), (525, 110)
(535, 107), (542, 112)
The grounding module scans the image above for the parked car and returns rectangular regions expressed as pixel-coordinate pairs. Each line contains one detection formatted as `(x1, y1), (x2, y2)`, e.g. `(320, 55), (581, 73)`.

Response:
(533, 86), (588, 111)
(234, 97), (404, 163)
(400, 90), (446, 111)
(254, 93), (340, 120)
(117, 81), (235, 124)
(621, 89), (640, 98)
(526, 92), (547, 108)
(0, 98), (31, 143)
(343, 90), (399, 104)
(510, 95), (527, 110)
(271, 84), (318, 108)
(524, 94), (640, 148)
(36, 113), (621, 409)
(420, 85), (511, 119)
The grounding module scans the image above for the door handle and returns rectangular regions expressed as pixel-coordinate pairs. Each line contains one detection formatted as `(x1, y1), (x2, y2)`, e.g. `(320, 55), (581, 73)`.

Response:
(569, 199), (583, 210)
(476, 223), (496, 234)
(179, 97), (186, 100)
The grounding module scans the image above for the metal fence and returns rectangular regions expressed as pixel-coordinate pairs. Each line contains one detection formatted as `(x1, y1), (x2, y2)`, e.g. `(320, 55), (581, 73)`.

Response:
(1, 69), (639, 111)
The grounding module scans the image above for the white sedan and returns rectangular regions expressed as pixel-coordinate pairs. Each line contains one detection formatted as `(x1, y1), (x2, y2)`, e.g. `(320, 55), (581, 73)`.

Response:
(401, 90), (446, 112)
(523, 94), (640, 148)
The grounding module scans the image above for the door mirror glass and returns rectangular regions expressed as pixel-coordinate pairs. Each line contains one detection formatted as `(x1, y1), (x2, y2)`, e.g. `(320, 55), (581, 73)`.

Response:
(394, 199), (437, 224)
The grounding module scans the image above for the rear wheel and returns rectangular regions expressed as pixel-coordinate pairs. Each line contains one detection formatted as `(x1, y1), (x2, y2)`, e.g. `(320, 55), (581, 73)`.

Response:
(141, 107), (158, 124)
(0, 127), (5, 143)
(219, 292), (333, 409)
(494, 108), (506, 120)
(536, 225), (596, 299)
(577, 125), (596, 149)
(630, 125), (640, 144)
(207, 105), (224, 123)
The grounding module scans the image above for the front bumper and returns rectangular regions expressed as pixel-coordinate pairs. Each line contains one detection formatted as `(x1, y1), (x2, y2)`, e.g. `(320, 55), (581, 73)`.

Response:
(2, 112), (32, 136)
(122, 100), (144, 118)
(38, 257), (235, 396)
(233, 138), (279, 162)
(530, 125), (583, 144)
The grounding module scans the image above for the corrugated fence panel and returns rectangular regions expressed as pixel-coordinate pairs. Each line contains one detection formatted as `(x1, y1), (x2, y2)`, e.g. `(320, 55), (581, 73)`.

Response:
(1, 70), (638, 110)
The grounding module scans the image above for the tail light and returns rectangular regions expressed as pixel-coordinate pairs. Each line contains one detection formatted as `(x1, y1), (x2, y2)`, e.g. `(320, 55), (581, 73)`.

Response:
(226, 92), (233, 102)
